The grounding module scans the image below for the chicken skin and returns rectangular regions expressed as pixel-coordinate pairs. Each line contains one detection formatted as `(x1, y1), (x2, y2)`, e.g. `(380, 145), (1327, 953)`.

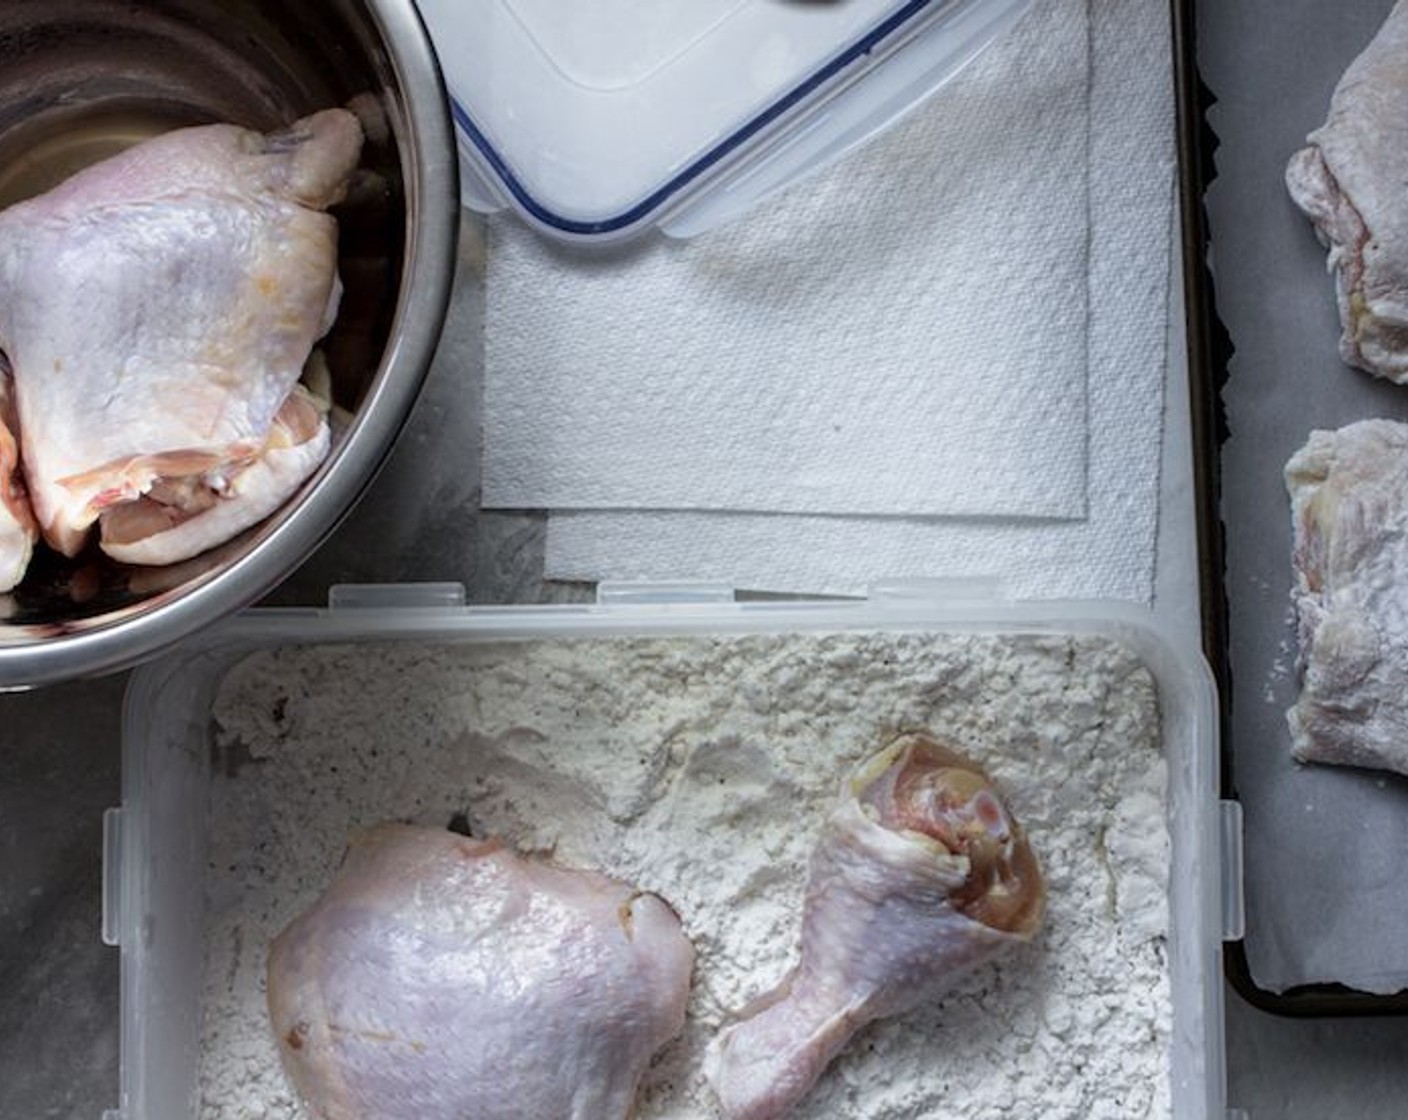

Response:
(1286, 419), (1408, 776)
(0, 108), (360, 571)
(0, 360), (35, 592)
(1286, 0), (1408, 380)
(706, 733), (1045, 1120)
(267, 823), (695, 1120)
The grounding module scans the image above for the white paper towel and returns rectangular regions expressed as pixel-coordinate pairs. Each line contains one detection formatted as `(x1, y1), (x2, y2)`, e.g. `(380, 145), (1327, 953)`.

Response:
(544, 0), (1175, 601)
(483, 0), (1091, 520)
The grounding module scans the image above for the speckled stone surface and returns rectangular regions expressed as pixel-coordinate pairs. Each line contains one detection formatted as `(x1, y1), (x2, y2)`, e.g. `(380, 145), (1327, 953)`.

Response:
(0, 672), (124, 1120)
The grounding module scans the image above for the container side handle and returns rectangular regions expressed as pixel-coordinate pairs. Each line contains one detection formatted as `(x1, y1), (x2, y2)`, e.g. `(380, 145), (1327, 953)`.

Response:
(328, 583), (467, 611)
(101, 808), (122, 948)
(596, 581), (736, 606)
(1219, 799), (1246, 942)
(868, 577), (1005, 604)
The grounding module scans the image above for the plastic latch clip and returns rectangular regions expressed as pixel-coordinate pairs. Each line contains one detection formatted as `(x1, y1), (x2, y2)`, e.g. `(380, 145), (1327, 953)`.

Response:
(328, 583), (467, 611)
(868, 577), (1005, 604)
(101, 808), (122, 948)
(1219, 799), (1245, 942)
(596, 581), (736, 606)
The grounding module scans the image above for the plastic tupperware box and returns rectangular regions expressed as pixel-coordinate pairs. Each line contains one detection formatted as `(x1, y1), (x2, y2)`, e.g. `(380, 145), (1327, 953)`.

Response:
(100, 580), (1228, 1120)
(412, 0), (1032, 242)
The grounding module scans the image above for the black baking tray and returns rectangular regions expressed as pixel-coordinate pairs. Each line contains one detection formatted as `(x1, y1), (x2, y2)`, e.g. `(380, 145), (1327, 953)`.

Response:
(1182, 0), (1408, 1015)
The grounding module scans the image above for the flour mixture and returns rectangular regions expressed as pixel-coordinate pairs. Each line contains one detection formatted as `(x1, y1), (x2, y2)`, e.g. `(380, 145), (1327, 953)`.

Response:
(200, 630), (1169, 1120)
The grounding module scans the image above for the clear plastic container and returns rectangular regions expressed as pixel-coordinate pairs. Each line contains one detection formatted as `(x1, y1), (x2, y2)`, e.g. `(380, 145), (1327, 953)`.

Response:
(101, 580), (1226, 1120)
(413, 0), (1033, 242)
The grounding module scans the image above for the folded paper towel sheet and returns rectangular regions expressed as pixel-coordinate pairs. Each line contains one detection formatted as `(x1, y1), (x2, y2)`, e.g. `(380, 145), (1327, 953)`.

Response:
(483, 0), (1091, 521)
(543, 0), (1175, 602)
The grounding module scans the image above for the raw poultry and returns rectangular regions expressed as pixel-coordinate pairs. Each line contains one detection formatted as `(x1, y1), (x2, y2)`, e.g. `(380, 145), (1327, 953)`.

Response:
(267, 822), (695, 1120)
(0, 108), (360, 589)
(706, 732), (1045, 1120)
(1286, 419), (1408, 777)
(1286, 0), (1408, 380)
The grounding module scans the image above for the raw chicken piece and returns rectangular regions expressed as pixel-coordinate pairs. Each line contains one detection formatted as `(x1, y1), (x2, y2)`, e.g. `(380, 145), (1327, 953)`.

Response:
(1286, 0), (1408, 380)
(0, 108), (361, 563)
(1286, 419), (1408, 775)
(266, 823), (695, 1120)
(0, 359), (36, 591)
(98, 384), (329, 565)
(706, 733), (1045, 1120)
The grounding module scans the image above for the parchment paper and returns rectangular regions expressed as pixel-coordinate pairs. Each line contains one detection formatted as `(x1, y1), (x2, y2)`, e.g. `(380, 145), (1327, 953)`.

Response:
(1202, 0), (1408, 996)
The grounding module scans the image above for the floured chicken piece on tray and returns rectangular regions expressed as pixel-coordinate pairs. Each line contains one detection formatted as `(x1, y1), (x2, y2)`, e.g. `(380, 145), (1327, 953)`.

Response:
(1286, 419), (1408, 777)
(706, 733), (1045, 1120)
(267, 822), (695, 1120)
(1286, 0), (1408, 381)
(0, 108), (361, 581)
(0, 358), (36, 592)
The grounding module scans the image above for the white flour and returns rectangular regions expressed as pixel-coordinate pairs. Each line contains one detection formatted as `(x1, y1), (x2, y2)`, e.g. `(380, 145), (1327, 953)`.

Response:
(200, 630), (1170, 1120)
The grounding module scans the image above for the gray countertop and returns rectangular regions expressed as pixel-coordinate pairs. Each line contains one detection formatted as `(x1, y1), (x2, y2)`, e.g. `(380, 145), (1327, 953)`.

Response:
(6, 154), (1408, 1120)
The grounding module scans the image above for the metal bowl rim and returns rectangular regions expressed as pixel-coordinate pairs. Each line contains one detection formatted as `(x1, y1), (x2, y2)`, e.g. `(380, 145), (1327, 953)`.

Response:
(0, 0), (460, 689)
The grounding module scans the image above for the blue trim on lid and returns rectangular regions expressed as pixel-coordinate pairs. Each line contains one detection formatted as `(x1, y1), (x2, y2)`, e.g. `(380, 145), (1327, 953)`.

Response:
(451, 0), (941, 236)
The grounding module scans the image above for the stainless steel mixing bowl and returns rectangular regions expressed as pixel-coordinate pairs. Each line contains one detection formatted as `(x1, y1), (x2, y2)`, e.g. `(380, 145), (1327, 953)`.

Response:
(0, 0), (458, 688)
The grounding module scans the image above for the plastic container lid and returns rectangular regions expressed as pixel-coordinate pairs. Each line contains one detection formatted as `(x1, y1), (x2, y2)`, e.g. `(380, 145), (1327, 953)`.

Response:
(413, 0), (1033, 242)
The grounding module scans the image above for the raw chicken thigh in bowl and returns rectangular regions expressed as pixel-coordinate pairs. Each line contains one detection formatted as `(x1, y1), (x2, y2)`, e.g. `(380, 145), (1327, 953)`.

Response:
(0, 0), (457, 687)
(0, 109), (358, 570)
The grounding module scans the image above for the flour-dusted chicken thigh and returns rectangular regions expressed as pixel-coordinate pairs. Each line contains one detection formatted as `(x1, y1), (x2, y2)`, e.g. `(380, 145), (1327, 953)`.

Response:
(266, 823), (695, 1120)
(1286, 419), (1408, 776)
(0, 108), (361, 565)
(0, 359), (36, 592)
(706, 733), (1045, 1120)
(1286, 0), (1408, 380)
